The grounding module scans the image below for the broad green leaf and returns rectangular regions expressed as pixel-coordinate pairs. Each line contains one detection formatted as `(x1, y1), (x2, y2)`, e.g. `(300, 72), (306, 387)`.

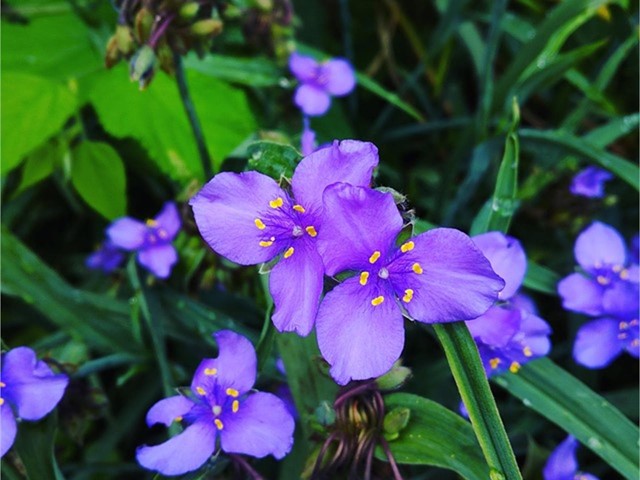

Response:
(14, 138), (66, 196)
(247, 141), (302, 179)
(13, 415), (66, 480)
(1, 73), (76, 174)
(185, 53), (282, 87)
(71, 141), (126, 220)
(523, 261), (561, 295)
(375, 393), (489, 480)
(493, 359), (640, 479)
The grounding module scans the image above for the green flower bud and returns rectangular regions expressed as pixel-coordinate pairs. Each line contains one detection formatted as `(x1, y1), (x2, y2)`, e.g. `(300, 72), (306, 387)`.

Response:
(190, 19), (224, 36)
(130, 45), (156, 90)
(375, 360), (412, 390)
(179, 2), (200, 19)
(382, 407), (411, 441)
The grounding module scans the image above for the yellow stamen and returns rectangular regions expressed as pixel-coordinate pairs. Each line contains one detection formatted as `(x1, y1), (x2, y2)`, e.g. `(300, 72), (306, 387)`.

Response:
(305, 226), (317, 237)
(620, 269), (629, 280)
(196, 386), (206, 396)
(596, 275), (610, 285)
(612, 265), (623, 273)
(523, 346), (533, 357)
(254, 218), (266, 230)
(232, 400), (239, 413)
(412, 263), (423, 274)
(619, 321), (629, 330)
(0, 398), (4, 406)
(259, 237), (276, 248)
(0, 382), (5, 387)
(402, 289), (414, 303)
(489, 358), (501, 369)
(226, 388), (239, 398)
(145, 219), (158, 227)
(284, 247), (294, 258)
(359, 271), (369, 286)
(509, 361), (521, 373)
(215, 419), (224, 430)
(371, 296), (385, 306)
(204, 367), (217, 376)
(400, 241), (415, 253)
(293, 204), (306, 213)
(174, 416), (183, 422)
(369, 251), (381, 264)
(269, 197), (283, 208)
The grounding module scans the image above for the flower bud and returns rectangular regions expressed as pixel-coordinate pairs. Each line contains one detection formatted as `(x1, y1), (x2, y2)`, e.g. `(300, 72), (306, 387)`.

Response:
(115, 25), (134, 54)
(382, 407), (410, 441)
(375, 360), (412, 390)
(190, 19), (224, 36)
(134, 7), (154, 44)
(129, 45), (156, 90)
(179, 2), (200, 19)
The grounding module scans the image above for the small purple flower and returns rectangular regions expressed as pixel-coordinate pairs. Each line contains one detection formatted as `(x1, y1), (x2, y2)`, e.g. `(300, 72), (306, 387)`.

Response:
(315, 184), (505, 385)
(543, 436), (599, 480)
(190, 140), (378, 336)
(136, 330), (295, 476)
(289, 52), (356, 116)
(569, 166), (613, 198)
(301, 117), (318, 156)
(85, 240), (125, 273)
(1, 347), (69, 457)
(107, 202), (181, 279)
(466, 232), (552, 376)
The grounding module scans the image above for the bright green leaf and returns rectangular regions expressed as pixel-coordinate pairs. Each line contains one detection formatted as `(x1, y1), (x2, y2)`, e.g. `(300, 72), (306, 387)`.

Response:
(185, 53), (282, 87)
(247, 141), (302, 179)
(14, 138), (66, 196)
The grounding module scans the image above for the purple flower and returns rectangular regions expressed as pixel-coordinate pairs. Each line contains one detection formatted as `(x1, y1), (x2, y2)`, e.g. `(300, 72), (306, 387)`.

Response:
(190, 140), (378, 336)
(85, 240), (125, 273)
(314, 184), (505, 385)
(466, 232), (552, 376)
(301, 117), (318, 156)
(543, 436), (599, 480)
(1, 347), (69, 457)
(569, 166), (613, 198)
(289, 52), (356, 116)
(136, 330), (295, 476)
(107, 202), (181, 279)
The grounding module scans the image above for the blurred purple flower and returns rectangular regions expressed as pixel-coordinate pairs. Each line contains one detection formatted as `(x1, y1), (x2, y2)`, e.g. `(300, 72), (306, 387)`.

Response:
(190, 140), (379, 336)
(543, 436), (599, 480)
(315, 184), (504, 384)
(289, 52), (356, 116)
(1, 347), (69, 457)
(569, 166), (613, 198)
(85, 240), (125, 273)
(107, 202), (181, 279)
(301, 117), (317, 156)
(137, 330), (295, 476)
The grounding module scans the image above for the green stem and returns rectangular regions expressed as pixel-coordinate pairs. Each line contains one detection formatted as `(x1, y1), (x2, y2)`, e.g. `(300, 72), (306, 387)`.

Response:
(433, 322), (522, 480)
(173, 53), (213, 179)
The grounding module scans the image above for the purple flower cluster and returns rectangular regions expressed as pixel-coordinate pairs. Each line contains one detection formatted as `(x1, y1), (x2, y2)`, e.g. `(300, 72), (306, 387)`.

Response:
(543, 436), (599, 480)
(558, 222), (639, 368)
(191, 139), (504, 385)
(1, 347), (69, 457)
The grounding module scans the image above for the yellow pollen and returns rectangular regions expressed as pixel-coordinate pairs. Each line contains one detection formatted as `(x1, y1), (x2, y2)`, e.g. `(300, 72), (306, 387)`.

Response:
(400, 241), (415, 253)
(215, 419), (224, 430)
(596, 275), (610, 285)
(619, 321), (629, 330)
(620, 269), (629, 280)
(204, 367), (217, 376)
(232, 400), (240, 413)
(196, 386), (206, 396)
(226, 388), (239, 398)
(369, 251), (381, 264)
(489, 358), (501, 369)
(509, 361), (521, 373)
(402, 289), (414, 303)
(612, 264), (623, 272)
(254, 218), (266, 230)
(523, 346), (533, 357)
(269, 197), (283, 208)
(293, 204), (306, 213)
(371, 296), (385, 306)
(284, 247), (294, 258)
(305, 226), (318, 237)
(0, 382), (5, 387)
(174, 416), (183, 422)
(359, 271), (369, 286)
(412, 263), (423, 274)
(145, 218), (158, 227)
(0, 398), (4, 406)
(259, 237), (275, 247)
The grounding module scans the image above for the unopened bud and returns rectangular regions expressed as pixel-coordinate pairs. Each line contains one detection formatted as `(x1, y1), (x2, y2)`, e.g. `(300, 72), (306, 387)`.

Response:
(383, 407), (411, 441)
(190, 19), (223, 36)
(376, 361), (412, 390)
(179, 2), (200, 19)
(115, 25), (134, 55)
(134, 8), (154, 43)
(130, 45), (156, 90)
(105, 35), (121, 68)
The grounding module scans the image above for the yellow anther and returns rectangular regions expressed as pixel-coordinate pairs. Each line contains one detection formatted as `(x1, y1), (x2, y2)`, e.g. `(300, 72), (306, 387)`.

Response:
(612, 264), (623, 273)
(259, 237), (275, 247)
(371, 296), (385, 306)
(489, 358), (501, 369)
(196, 386), (206, 396)
(232, 400), (240, 413)
(619, 321), (629, 330)
(204, 367), (217, 376)
(145, 219), (159, 227)
(284, 247), (294, 258)
(0, 382), (5, 387)
(596, 275), (610, 285)
(369, 251), (381, 264)
(215, 419), (224, 430)
(359, 271), (369, 286)
(157, 229), (168, 239)
(523, 346), (533, 357)
(509, 361), (521, 373)
(620, 269), (629, 280)
(0, 398), (4, 406)
(412, 263), (423, 274)
(400, 241), (415, 253)
(293, 204), (306, 213)
(269, 197), (283, 208)
(305, 226), (318, 237)
(226, 388), (239, 398)
(254, 218), (266, 230)
(174, 416), (183, 422)
(402, 289), (414, 303)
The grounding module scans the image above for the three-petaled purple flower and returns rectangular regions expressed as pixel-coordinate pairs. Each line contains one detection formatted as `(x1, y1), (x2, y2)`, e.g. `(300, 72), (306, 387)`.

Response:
(289, 52), (356, 116)
(86, 240), (125, 273)
(557, 222), (639, 368)
(314, 184), (505, 384)
(569, 167), (613, 199)
(190, 140), (378, 335)
(136, 330), (295, 476)
(1, 347), (69, 457)
(543, 436), (599, 480)
(107, 202), (181, 279)
(466, 232), (552, 375)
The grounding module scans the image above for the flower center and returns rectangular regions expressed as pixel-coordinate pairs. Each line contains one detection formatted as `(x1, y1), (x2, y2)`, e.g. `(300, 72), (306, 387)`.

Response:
(378, 267), (389, 279)
(292, 225), (304, 237)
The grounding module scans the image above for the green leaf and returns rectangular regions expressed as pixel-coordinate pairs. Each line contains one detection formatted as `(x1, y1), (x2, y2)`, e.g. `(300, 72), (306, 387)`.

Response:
(247, 141), (302, 179)
(70, 141), (126, 220)
(1, 72), (76, 174)
(185, 53), (282, 87)
(493, 359), (640, 479)
(375, 393), (489, 480)
(13, 415), (66, 480)
(523, 261), (561, 295)
(13, 138), (65, 196)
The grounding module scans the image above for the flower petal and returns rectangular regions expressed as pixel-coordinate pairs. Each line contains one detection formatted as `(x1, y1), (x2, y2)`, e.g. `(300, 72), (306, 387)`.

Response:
(517, 310), (552, 357)
(321, 59), (356, 96)
(270, 238), (324, 336)
(1, 347), (68, 421)
(472, 232), (526, 299)
(573, 318), (623, 368)
(0, 404), (16, 458)
(558, 273), (605, 316)
(294, 84), (331, 116)
(292, 140), (378, 211)
(574, 222), (626, 271)
(316, 277), (405, 385)
(543, 435), (578, 480)
(569, 166), (613, 199)
(317, 184), (402, 275)
(190, 171), (291, 265)
(154, 202), (181, 239)
(466, 306), (520, 348)
(136, 421), (216, 476)
(289, 52), (319, 83)
(219, 392), (295, 459)
(107, 217), (147, 250)
(138, 244), (177, 279)
(389, 228), (504, 323)
(146, 395), (194, 427)
(602, 280), (639, 319)
(510, 293), (539, 315)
